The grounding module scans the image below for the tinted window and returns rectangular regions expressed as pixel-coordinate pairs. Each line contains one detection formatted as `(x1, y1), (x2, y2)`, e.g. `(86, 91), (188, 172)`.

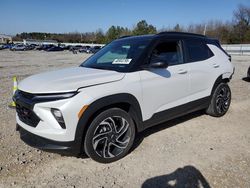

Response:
(186, 39), (213, 62)
(151, 40), (183, 66)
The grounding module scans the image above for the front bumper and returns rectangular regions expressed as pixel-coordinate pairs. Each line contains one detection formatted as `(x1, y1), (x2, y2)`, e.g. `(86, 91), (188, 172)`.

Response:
(13, 89), (93, 155)
(16, 124), (81, 155)
(13, 89), (91, 142)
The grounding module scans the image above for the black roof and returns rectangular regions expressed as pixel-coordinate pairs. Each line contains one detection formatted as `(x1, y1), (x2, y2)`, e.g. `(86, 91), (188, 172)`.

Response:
(117, 34), (154, 41)
(157, 31), (206, 38)
(117, 32), (207, 41)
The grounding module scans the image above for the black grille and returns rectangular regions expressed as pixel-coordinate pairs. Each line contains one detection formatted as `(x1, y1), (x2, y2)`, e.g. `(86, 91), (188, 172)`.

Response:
(16, 103), (40, 127)
(18, 90), (35, 100)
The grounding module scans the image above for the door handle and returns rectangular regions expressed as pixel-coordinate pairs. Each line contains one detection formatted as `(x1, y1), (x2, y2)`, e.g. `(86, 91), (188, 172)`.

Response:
(178, 69), (187, 74)
(213, 64), (220, 68)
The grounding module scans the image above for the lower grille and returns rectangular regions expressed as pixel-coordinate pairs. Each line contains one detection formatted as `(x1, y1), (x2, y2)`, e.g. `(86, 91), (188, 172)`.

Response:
(16, 103), (40, 127)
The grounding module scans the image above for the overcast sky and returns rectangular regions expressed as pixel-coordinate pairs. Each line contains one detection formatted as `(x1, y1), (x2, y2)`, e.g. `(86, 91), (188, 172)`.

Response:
(1, 0), (250, 35)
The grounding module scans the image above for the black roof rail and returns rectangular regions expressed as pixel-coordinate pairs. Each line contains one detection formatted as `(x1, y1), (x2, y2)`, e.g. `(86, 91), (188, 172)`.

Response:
(119, 35), (132, 39)
(157, 31), (206, 38)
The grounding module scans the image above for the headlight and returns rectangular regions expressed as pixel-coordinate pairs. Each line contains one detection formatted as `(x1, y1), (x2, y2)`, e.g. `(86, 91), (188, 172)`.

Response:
(33, 91), (78, 102)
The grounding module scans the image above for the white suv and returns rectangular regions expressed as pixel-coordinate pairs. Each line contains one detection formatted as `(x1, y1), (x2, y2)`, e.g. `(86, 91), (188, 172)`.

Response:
(14, 32), (234, 163)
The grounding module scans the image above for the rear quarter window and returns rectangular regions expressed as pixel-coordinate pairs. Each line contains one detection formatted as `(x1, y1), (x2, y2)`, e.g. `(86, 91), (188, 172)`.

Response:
(185, 39), (214, 62)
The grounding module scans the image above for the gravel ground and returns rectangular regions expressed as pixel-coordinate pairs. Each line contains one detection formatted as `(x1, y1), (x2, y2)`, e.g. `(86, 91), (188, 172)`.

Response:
(0, 50), (249, 188)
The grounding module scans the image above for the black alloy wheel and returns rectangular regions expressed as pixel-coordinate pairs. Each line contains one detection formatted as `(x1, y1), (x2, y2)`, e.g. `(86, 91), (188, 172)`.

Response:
(84, 108), (135, 163)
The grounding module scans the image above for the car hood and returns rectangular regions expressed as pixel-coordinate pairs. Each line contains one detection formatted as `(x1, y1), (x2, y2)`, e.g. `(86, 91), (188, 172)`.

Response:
(18, 67), (125, 93)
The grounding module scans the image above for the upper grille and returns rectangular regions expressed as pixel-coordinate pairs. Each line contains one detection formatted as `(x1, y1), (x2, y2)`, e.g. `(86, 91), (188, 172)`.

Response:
(18, 90), (35, 100)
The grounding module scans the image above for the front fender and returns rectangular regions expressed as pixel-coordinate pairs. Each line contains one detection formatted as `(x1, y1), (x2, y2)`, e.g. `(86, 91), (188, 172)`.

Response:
(73, 93), (143, 154)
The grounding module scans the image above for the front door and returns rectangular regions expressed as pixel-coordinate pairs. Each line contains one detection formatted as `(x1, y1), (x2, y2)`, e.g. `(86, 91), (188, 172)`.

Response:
(139, 39), (190, 120)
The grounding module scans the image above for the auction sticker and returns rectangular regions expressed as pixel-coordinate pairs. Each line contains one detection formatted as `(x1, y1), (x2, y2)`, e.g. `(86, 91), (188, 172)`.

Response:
(112, 59), (132, 64)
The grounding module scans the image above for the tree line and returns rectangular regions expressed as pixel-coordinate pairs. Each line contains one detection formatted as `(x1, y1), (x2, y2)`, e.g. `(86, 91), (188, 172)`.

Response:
(13, 4), (250, 44)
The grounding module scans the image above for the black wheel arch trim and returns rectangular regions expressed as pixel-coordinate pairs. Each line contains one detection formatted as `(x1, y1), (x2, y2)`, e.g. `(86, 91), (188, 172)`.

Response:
(211, 74), (230, 96)
(74, 93), (143, 154)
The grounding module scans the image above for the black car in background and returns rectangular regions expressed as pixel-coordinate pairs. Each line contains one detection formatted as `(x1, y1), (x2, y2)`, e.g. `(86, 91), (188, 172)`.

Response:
(69, 45), (82, 52)
(59, 44), (71, 50)
(46, 46), (64, 52)
(89, 46), (102, 53)
(36, 44), (55, 51)
(25, 44), (37, 50)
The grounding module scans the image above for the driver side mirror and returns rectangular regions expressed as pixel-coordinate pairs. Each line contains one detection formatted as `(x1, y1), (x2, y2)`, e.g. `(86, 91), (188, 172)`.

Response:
(146, 55), (169, 69)
(150, 61), (169, 68)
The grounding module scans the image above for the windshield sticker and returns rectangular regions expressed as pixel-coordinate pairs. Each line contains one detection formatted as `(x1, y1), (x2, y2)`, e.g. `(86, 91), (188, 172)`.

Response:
(112, 59), (132, 64)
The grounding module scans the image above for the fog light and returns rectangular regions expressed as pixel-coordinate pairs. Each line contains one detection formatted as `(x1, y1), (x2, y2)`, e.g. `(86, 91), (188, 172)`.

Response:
(51, 108), (66, 129)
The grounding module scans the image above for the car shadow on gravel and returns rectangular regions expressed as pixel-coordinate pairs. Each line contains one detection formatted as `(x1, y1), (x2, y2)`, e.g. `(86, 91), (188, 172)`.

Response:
(131, 110), (205, 152)
(141, 165), (211, 188)
(242, 77), (250, 82)
(65, 111), (205, 160)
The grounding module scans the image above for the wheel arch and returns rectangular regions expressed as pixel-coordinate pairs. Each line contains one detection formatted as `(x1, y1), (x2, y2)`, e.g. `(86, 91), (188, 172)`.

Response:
(211, 74), (230, 96)
(74, 93), (143, 154)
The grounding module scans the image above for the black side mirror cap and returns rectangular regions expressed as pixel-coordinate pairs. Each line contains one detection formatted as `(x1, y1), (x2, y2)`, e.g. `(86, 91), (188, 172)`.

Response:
(150, 61), (168, 69)
(141, 61), (168, 70)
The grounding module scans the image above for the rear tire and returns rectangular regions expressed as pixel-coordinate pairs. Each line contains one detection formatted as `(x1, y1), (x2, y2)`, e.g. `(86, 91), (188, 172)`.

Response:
(84, 108), (135, 163)
(206, 83), (231, 117)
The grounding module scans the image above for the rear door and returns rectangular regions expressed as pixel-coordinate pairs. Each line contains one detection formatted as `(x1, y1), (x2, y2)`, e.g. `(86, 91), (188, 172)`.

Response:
(183, 38), (216, 101)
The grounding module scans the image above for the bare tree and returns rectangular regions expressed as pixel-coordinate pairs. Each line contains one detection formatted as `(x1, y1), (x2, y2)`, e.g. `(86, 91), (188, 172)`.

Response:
(233, 4), (250, 42)
(234, 4), (250, 25)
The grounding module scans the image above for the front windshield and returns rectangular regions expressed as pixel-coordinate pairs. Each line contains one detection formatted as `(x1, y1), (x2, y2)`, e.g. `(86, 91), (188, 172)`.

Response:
(80, 38), (152, 72)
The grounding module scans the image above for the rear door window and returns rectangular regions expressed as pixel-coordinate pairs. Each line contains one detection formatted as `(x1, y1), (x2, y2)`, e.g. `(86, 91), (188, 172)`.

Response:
(185, 39), (214, 62)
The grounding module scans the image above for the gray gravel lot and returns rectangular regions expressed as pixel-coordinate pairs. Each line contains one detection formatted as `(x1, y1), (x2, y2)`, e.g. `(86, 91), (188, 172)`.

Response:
(0, 50), (249, 188)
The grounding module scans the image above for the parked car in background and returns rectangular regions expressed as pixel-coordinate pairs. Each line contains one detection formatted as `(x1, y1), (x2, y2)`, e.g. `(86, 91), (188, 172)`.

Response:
(35, 45), (43, 50)
(2, 43), (14, 49)
(79, 46), (91, 53)
(64, 45), (71, 50)
(59, 44), (70, 50)
(69, 45), (82, 52)
(10, 44), (27, 51)
(46, 46), (64, 52)
(36, 44), (55, 51)
(25, 44), (37, 50)
(0, 44), (4, 50)
(89, 46), (102, 53)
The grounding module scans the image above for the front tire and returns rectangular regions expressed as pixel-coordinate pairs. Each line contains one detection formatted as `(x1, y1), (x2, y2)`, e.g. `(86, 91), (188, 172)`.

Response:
(84, 108), (135, 163)
(206, 83), (231, 117)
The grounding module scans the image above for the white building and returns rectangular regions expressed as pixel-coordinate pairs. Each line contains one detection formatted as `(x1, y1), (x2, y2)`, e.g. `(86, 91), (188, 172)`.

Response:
(0, 34), (12, 44)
